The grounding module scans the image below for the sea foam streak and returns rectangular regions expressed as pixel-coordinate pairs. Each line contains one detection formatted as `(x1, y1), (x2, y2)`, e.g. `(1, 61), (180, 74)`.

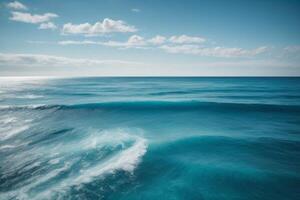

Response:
(0, 115), (31, 141)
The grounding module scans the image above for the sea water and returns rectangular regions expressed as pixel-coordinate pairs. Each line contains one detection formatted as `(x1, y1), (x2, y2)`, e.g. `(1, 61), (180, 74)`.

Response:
(0, 77), (299, 200)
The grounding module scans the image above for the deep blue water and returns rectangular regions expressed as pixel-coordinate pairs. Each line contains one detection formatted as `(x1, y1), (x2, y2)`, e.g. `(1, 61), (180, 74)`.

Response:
(0, 77), (300, 200)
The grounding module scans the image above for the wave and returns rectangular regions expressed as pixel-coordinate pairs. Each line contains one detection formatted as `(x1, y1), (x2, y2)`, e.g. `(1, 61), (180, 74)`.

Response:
(1, 100), (300, 113)
(68, 135), (147, 184)
(0, 128), (148, 200)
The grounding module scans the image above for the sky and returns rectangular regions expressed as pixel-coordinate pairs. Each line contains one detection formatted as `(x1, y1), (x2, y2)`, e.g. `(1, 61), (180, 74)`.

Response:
(0, 0), (300, 76)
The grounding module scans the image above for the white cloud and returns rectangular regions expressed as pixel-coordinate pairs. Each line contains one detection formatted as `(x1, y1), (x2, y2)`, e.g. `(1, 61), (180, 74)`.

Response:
(100, 35), (146, 48)
(58, 34), (267, 58)
(38, 22), (57, 30)
(160, 44), (199, 54)
(169, 35), (206, 44)
(160, 45), (267, 57)
(59, 35), (147, 49)
(6, 1), (27, 10)
(148, 35), (166, 45)
(131, 8), (140, 12)
(62, 18), (137, 35)
(58, 40), (101, 45)
(0, 53), (144, 67)
(59, 35), (205, 48)
(125, 35), (146, 46)
(59, 35), (166, 48)
(10, 12), (58, 24)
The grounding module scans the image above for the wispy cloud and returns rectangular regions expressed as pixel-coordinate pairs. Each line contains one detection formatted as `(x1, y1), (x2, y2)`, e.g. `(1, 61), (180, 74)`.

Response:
(6, 1), (27, 10)
(131, 8), (140, 12)
(10, 11), (58, 24)
(160, 45), (268, 57)
(58, 40), (102, 45)
(58, 34), (203, 48)
(103, 35), (147, 48)
(169, 35), (206, 44)
(104, 35), (167, 48)
(38, 22), (57, 30)
(59, 35), (148, 49)
(62, 18), (137, 36)
(0, 53), (144, 67)
(58, 34), (267, 58)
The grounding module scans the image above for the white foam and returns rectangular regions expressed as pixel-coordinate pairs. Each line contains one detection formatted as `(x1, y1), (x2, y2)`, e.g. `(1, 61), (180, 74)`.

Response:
(0, 144), (16, 150)
(0, 124), (29, 141)
(0, 114), (32, 141)
(73, 136), (147, 184)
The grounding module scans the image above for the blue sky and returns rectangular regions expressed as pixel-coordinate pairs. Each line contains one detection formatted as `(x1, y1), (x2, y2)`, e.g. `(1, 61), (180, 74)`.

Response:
(0, 0), (300, 76)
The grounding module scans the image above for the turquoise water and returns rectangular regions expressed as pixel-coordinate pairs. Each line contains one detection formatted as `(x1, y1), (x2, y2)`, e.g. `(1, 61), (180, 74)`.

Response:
(0, 77), (300, 200)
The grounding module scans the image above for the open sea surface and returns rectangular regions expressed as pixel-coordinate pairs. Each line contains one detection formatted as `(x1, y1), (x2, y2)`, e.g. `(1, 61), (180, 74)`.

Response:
(0, 77), (300, 200)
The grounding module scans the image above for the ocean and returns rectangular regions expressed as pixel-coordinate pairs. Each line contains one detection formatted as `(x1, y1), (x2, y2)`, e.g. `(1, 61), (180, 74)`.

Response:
(0, 77), (300, 200)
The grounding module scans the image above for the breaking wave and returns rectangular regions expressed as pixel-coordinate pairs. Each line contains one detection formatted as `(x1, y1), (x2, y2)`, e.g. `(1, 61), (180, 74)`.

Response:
(0, 129), (148, 200)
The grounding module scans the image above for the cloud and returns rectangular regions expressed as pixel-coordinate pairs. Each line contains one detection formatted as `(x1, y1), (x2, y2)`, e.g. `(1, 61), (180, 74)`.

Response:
(6, 1), (27, 10)
(0, 53), (144, 67)
(118, 34), (146, 47)
(38, 22), (57, 30)
(58, 40), (102, 45)
(57, 33), (267, 58)
(59, 35), (205, 48)
(160, 45), (267, 57)
(59, 35), (166, 48)
(148, 35), (166, 45)
(131, 8), (140, 12)
(62, 18), (137, 36)
(59, 35), (147, 49)
(169, 35), (206, 44)
(10, 12), (58, 24)
(100, 35), (147, 48)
